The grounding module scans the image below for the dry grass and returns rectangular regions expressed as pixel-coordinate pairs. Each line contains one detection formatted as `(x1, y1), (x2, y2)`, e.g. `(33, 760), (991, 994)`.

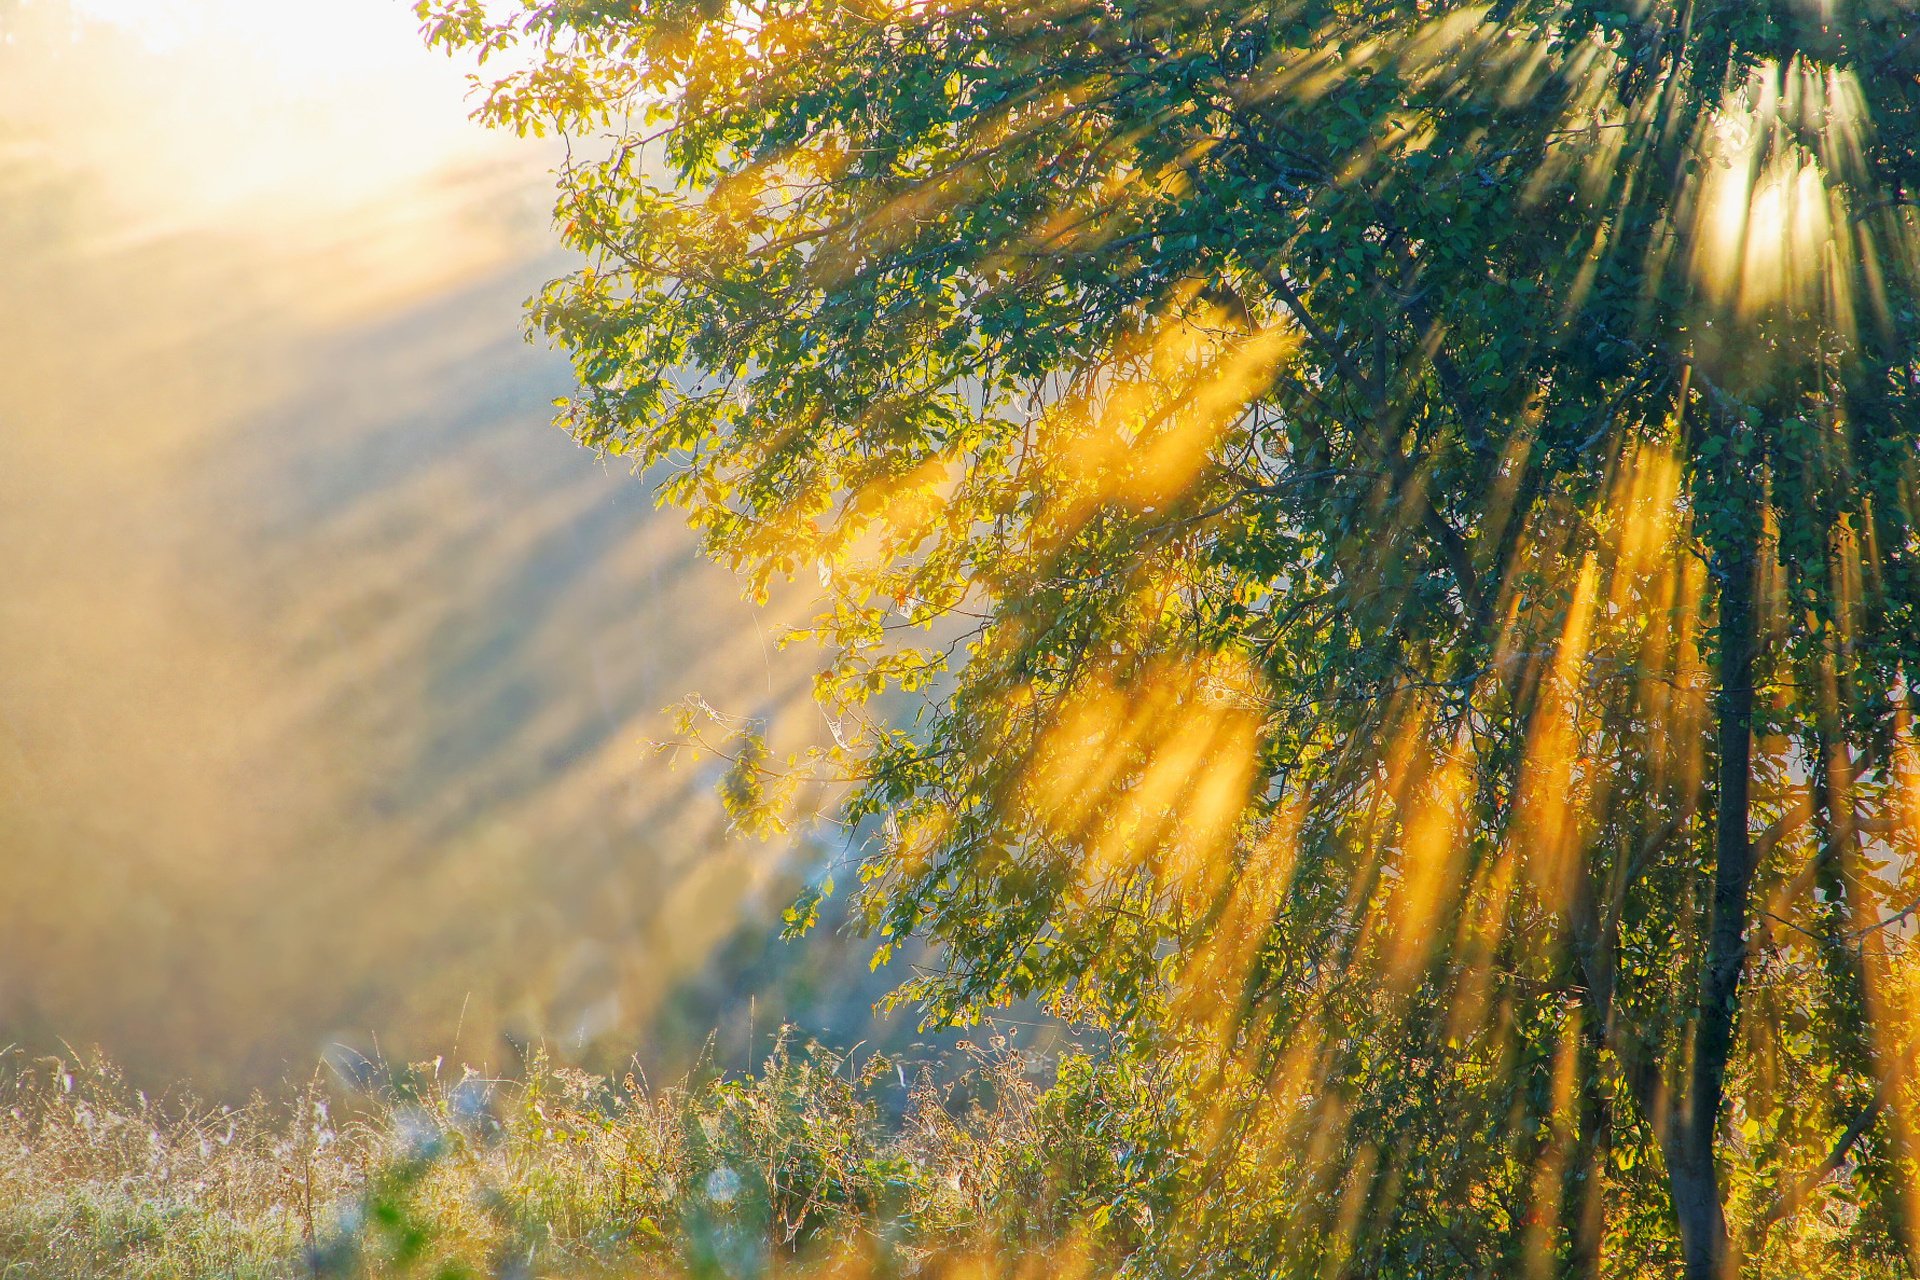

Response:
(0, 1054), (347, 1278)
(0, 1035), (1116, 1280)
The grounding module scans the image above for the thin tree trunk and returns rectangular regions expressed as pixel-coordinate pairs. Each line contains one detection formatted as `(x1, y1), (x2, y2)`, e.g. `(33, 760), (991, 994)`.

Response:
(1668, 523), (1757, 1280)
(1807, 679), (1920, 1264)
(1566, 1039), (1611, 1279)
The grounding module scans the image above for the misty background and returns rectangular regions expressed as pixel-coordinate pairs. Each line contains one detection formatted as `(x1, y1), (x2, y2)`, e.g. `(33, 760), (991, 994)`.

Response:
(0, 0), (923, 1096)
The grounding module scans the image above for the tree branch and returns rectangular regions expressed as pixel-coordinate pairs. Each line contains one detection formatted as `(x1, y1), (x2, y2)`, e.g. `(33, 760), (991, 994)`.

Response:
(1762, 1088), (1889, 1229)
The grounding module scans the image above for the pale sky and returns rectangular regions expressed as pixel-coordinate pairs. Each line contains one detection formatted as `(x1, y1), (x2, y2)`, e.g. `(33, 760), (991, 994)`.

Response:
(9, 0), (534, 238)
(70, 0), (435, 70)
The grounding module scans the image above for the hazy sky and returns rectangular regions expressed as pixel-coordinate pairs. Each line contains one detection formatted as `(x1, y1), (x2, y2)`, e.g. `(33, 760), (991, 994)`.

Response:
(14, 0), (517, 238)
(0, 0), (842, 1092)
(72, 0), (426, 57)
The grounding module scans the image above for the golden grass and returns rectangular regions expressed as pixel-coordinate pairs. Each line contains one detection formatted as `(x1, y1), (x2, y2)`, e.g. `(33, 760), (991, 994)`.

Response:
(0, 1036), (1116, 1280)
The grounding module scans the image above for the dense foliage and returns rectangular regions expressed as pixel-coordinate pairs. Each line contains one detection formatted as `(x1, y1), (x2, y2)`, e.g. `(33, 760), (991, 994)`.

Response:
(423, 2), (1920, 1275)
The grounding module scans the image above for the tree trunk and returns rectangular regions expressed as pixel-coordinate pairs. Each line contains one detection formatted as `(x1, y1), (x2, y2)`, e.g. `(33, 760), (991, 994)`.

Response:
(1566, 1040), (1611, 1280)
(1668, 522), (1757, 1280)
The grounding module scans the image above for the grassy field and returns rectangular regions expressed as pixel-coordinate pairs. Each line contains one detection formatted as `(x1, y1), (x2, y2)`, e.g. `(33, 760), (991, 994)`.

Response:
(0, 1036), (1129, 1280)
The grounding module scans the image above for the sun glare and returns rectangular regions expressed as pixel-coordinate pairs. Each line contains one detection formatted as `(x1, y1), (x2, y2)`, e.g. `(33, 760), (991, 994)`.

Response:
(7, 0), (534, 249)
(1685, 56), (1868, 329)
(70, 0), (418, 69)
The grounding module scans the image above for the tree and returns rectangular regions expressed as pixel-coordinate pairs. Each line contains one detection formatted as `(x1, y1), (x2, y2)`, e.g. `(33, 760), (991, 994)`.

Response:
(424, 1), (1920, 1274)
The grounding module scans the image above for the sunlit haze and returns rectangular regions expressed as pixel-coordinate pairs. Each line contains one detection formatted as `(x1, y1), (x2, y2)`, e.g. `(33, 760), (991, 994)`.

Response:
(6, 3), (1920, 1273)
(0, 0), (839, 1093)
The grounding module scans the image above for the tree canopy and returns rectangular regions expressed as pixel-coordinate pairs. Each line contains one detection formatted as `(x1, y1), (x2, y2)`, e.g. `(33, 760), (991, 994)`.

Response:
(424, 1), (1920, 1274)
